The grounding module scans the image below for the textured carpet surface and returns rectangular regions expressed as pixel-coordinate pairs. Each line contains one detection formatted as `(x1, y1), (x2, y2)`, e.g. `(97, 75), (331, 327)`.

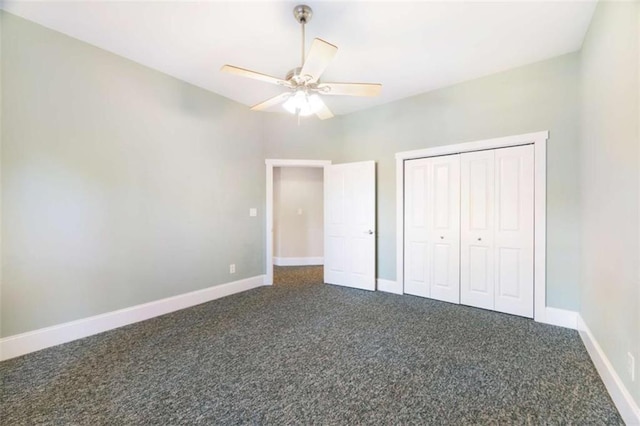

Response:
(1, 266), (622, 424)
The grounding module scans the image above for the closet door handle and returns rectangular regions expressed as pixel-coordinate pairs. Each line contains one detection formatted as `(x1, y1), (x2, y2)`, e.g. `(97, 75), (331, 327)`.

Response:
(478, 237), (482, 241)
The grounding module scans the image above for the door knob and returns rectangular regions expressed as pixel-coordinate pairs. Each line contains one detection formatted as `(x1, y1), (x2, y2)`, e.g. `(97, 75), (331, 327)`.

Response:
(365, 230), (374, 235)
(440, 236), (444, 239)
(478, 237), (482, 241)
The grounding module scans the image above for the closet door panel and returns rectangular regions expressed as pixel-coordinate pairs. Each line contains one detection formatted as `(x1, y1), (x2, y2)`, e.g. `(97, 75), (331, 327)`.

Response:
(428, 155), (460, 304)
(460, 150), (495, 310)
(404, 158), (431, 297)
(494, 145), (534, 318)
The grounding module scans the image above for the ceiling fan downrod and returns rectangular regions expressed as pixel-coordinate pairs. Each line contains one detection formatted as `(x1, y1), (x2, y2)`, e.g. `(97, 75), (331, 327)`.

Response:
(293, 5), (312, 69)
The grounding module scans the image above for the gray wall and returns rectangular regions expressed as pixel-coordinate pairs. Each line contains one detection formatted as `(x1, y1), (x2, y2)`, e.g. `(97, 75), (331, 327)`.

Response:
(263, 113), (344, 162)
(580, 0), (640, 406)
(0, 7), (4, 337)
(1, 12), (265, 337)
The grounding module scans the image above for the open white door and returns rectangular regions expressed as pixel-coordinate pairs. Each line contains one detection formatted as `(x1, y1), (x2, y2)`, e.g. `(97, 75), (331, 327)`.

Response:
(324, 161), (376, 291)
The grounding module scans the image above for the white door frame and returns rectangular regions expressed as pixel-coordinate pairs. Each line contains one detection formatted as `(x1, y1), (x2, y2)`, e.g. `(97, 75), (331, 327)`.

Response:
(395, 131), (549, 322)
(265, 159), (332, 285)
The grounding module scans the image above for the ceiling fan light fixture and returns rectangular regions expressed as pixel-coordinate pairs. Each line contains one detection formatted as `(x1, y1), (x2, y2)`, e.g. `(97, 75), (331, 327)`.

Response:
(282, 91), (322, 117)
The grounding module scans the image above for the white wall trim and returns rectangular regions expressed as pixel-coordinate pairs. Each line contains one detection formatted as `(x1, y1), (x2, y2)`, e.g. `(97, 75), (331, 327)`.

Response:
(578, 315), (640, 425)
(265, 159), (331, 285)
(395, 131), (549, 322)
(394, 131), (549, 161)
(273, 256), (324, 266)
(0, 275), (266, 361)
(541, 307), (578, 329)
(265, 159), (331, 168)
(377, 278), (403, 295)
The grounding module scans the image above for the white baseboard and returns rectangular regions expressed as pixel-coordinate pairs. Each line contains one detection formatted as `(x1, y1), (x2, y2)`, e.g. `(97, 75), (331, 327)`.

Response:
(377, 278), (403, 295)
(539, 307), (578, 329)
(0, 275), (266, 361)
(577, 315), (640, 425)
(273, 256), (323, 266)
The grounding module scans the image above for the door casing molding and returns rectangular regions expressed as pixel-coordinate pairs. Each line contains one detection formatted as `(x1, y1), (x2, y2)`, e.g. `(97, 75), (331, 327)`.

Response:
(265, 159), (332, 285)
(395, 131), (549, 322)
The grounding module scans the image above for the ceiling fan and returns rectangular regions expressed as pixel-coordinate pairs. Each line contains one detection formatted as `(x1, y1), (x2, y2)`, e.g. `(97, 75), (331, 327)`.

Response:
(221, 4), (382, 120)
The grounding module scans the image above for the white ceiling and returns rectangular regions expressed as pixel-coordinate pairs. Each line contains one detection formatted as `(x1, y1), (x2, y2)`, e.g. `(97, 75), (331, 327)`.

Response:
(1, 1), (596, 116)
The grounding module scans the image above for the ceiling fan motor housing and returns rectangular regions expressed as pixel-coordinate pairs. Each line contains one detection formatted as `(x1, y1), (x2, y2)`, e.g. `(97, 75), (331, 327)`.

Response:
(293, 5), (312, 24)
(286, 67), (305, 85)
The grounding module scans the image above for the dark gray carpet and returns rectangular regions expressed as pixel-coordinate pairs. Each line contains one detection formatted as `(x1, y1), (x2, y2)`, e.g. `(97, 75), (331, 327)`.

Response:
(1, 266), (622, 424)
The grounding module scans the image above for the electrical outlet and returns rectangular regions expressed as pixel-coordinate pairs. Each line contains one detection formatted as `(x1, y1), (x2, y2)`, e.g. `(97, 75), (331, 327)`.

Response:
(229, 264), (236, 274)
(628, 352), (636, 381)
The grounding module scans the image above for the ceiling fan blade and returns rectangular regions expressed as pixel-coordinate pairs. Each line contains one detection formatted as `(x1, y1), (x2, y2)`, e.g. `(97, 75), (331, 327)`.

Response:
(318, 82), (382, 97)
(221, 65), (287, 86)
(300, 38), (338, 83)
(250, 92), (291, 111)
(315, 97), (334, 120)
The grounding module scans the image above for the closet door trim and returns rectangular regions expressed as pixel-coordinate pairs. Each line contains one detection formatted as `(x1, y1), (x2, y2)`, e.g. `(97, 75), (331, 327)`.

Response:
(395, 131), (548, 323)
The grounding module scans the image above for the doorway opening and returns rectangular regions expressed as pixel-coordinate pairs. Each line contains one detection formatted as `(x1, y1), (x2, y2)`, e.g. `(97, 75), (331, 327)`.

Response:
(273, 166), (324, 287)
(265, 160), (331, 286)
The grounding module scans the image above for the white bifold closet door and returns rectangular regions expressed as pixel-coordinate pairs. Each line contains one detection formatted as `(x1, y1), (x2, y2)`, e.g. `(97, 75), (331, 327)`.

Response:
(404, 154), (460, 303)
(460, 145), (534, 318)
